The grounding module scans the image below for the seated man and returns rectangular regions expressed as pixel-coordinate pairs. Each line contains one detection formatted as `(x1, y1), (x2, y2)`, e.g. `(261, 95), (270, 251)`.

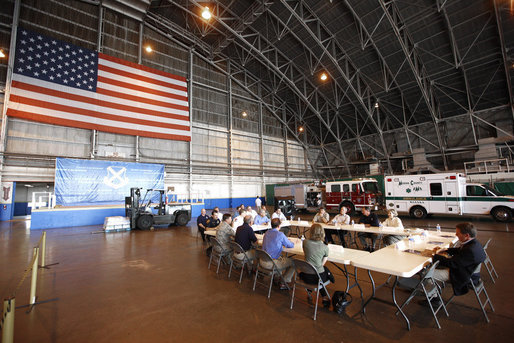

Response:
(215, 213), (235, 256)
(232, 208), (246, 231)
(246, 205), (258, 220)
(254, 209), (270, 226)
(213, 207), (223, 221)
(261, 218), (295, 289)
(272, 208), (290, 236)
(313, 207), (330, 224)
(207, 210), (221, 228)
(432, 222), (486, 296)
(327, 206), (350, 246)
(271, 208), (287, 221)
(261, 205), (270, 218)
(357, 207), (380, 251)
(234, 215), (258, 267)
(381, 209), (404, 246)
(196, 208), (209, 242)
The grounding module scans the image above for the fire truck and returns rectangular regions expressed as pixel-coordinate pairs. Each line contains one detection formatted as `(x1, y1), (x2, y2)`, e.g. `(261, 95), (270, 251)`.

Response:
(325, 178), (383, 215)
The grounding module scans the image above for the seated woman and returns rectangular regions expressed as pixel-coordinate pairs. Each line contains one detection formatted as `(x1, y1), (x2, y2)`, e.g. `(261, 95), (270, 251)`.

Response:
(382, 209), (404, 246)
(300, 224), (335, 307)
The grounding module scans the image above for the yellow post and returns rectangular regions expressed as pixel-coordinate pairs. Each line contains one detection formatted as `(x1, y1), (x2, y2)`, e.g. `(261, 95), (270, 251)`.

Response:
(1, 297), (15, 343)
(40, 231), (46, 268)
(29, 247), (39, 305)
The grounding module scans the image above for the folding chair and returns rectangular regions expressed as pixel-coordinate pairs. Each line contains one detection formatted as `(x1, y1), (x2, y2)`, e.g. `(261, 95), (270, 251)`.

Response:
(290, 259), (331, 321)
(396, 261), (449, 329)
(253, 249), (290, 299)
(208, 236), (232, 274)
(483, 238), (499, 283)
(228, 241), (253, 283)
(446, 263), (495, 323)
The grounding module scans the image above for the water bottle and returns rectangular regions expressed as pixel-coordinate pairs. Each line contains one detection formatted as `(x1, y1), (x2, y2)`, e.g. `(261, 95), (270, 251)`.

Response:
(301, 234), (305, 242)
(351, 220), (355, 225)
(298, 217), (301, 222)
(408, 236), (415, 248)
(436, 224), (441, 234)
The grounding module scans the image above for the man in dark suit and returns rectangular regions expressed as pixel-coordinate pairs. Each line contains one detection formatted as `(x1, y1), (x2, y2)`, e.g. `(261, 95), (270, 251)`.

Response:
(432, 222), (486, 295)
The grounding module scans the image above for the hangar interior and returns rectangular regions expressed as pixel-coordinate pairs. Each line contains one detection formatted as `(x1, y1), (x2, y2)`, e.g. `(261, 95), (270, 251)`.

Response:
(0, 0), (513, 342)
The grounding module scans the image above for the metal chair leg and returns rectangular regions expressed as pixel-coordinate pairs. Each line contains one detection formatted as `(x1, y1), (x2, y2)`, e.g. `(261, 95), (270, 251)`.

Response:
(313, 287), (320, 320)
(253, 269), (259, 291)
(268, 272), (275, 299)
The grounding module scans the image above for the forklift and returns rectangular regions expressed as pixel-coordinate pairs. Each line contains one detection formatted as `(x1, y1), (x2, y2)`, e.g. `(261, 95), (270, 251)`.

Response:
(125, 188), (191, 230)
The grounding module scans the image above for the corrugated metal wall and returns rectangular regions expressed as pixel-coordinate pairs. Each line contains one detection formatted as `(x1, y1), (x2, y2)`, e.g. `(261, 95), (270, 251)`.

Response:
(0, 0), (312, 199)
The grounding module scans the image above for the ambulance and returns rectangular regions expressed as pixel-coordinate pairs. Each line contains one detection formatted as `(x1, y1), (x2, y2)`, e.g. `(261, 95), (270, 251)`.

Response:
(384, 173), (514, 222)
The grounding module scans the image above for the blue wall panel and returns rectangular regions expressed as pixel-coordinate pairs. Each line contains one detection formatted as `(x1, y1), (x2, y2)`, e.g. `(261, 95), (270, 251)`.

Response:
(31, 207), (126, 230)
(14, 202), (31, 216)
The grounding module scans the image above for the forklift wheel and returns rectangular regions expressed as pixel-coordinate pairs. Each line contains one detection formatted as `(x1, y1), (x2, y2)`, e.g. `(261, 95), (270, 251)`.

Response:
(137, 215), (153, 230)
(175, 212), (189, 226)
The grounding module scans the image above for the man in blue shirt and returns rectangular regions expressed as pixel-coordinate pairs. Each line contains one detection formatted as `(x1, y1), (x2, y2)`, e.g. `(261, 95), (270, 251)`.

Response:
(261, 218), (295, 289)
(197, 208), (209, 242)
(254, 209), (270, 226)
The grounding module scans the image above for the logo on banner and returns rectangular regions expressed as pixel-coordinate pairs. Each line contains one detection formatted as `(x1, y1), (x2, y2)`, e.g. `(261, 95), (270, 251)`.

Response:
(103, 166), (129, 189)
(3, 186), (11, 201)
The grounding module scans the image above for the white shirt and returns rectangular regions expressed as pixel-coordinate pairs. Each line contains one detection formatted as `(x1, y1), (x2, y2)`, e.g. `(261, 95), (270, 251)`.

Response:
(255, 198), (262, 208)
(232, 215), (244, 230)
(381, 217), (403, 229)
(332, 213), (350, 225)
(272, 212), (286, 221)
(216, 212), (223, 221)
(247, 210), (258, 219)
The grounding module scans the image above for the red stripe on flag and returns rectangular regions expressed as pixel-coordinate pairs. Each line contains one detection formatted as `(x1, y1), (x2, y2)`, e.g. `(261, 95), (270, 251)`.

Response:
(11, 81), (190, 116)
(96, 87), (189, 112)
(98, 64), (187, 93)
(9, 94), (191, 131)
(7, 109), (192, 142)
(98, 75), (188, 102)
(99, 53), (187, 82)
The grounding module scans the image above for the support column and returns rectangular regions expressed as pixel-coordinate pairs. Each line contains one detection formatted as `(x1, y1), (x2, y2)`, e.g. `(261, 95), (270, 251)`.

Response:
(92, 3), (104, 159)
(227, 61), (234, 207)
(0, 0), (21, 186)
(258, 84), (265, 196)
(188, 49), (194, 202)
(282, 104), (289, 181)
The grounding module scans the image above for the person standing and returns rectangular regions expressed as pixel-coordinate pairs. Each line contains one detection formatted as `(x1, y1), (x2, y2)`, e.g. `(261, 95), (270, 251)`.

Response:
(255, 196), (262, 211)
(358, 207), (380, 251)
(197, 208), (209, 242)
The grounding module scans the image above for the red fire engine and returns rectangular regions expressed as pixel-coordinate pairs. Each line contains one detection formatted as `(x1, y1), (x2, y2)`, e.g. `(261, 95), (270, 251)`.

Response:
(325, 178), (383, 215)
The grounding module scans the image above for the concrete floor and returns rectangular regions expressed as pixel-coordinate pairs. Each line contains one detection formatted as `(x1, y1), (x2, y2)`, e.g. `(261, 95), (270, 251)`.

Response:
(1, 211), (513, 342)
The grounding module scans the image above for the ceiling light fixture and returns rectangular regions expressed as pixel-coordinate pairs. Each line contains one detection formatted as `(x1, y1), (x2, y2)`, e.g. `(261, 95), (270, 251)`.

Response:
(202, 6), (212, 20)
(298, 126), (304, 132)
(320, 72), (328, 81)
(374, 102), (379, 108)
(145, 46), (152, 53)
(242, 111), (247, 117)
(0, 50), (5, 58)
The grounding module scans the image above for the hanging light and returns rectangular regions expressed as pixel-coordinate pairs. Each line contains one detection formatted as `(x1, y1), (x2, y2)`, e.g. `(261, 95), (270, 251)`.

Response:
(202, 6), (212, 20)
(145, 46), (152, 53)
(242, 111), (247, 117)
(298, 126), (304, 132)
(374, 102), (379, 108)
(0, 50), (5, 58)
(320, 72), (328, 81)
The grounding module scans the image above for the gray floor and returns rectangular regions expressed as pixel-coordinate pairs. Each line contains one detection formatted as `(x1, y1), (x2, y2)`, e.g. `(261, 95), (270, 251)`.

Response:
(1, 210), (513, 342)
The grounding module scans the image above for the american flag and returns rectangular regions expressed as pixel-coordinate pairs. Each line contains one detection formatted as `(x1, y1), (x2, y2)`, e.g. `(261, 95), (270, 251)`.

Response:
(8, 28), (191, 141)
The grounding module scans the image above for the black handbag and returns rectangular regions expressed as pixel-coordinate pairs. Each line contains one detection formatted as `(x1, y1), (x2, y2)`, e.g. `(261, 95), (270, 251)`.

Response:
(332, 291), (352, 314)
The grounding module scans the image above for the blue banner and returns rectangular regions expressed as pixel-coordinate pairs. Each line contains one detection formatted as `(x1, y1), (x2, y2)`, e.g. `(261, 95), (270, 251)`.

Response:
(55, 158), (164, 206)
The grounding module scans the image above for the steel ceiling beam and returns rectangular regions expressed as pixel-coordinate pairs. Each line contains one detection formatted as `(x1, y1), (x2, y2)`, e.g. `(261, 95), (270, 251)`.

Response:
(439, 6), (478, 145)
(378, 0), (448, 170)
(493, 0), (514, 121)
(144, 13), (321, 172)
(170, 0), (353, 176)
(278, 0), (392, 173)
